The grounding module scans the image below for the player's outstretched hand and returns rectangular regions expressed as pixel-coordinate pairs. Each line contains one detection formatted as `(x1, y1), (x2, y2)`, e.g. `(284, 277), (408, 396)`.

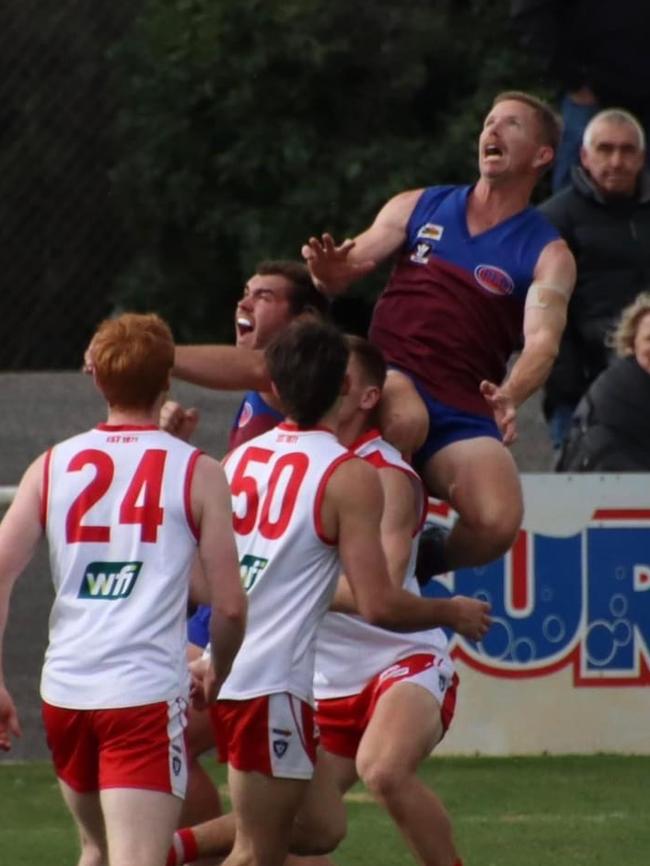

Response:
(479, 380), (518, 445)
(0, 686), (21, 751)
(301, 233), (375, 296)
(160, 400), (199, 442)
(448, 595), (492, 642)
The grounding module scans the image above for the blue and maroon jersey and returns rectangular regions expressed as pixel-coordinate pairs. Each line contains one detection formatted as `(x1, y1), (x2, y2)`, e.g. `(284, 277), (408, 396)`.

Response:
(227, 390), (284, 451)
(369, 185), (559, 416)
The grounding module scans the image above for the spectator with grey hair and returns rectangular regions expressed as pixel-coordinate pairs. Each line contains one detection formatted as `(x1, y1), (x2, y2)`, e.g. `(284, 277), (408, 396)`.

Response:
(557, 292), (650, 471)
(538, 108), (650, 452)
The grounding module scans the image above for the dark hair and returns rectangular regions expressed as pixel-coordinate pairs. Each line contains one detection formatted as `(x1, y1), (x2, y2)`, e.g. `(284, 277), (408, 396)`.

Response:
(346, 335), (386, 388)
(492, 90), (562, 154)
(255, 260), (330, 319)
(265, 320), (349, 427)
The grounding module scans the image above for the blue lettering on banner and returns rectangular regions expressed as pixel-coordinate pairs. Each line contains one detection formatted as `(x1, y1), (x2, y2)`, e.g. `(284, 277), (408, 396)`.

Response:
(422, 510), (650, 686)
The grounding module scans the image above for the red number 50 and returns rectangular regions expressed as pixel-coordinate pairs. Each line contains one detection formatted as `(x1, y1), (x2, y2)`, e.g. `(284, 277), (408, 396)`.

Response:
(230, 447), (309, 540)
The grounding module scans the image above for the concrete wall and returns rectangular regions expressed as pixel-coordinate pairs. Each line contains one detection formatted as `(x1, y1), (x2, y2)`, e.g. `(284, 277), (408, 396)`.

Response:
(0, 371), (554, 761)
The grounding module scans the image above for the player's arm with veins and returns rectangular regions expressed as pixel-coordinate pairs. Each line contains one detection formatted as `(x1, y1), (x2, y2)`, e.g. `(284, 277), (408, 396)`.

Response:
(301, 188), (422, 297)
(326, 458), (491, 641)
(480, 238), (576, 444)
(0, 455), (46, 750)
(173, 344), (271, 391)
(191, 455), (247, 699)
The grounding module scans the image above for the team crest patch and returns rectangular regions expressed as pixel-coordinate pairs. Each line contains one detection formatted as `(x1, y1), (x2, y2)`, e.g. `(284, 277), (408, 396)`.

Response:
(417, 223), (444, 241)
(273, 739), (289, 758)
(474, 264), (515, 296)
(410, 242), (431, 265)
(237, 401), (253, 429)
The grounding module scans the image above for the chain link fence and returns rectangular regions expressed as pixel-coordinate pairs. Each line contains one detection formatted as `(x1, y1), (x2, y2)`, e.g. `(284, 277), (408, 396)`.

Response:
(0, 2), (138, 370)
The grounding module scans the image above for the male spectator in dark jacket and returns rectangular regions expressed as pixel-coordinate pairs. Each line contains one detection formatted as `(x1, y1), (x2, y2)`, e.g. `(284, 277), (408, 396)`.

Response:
(510, 0), (650, 190)
(539, 108), (650, 449)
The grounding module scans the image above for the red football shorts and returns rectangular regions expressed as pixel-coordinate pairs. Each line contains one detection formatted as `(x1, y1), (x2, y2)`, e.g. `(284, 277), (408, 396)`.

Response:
(41, 697), (188, 797)
(316, 652), (458, 759)
(211, 692), (317, 779)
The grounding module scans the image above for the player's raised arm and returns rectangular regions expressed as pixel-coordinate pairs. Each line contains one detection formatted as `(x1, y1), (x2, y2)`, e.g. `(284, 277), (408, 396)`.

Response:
(190, 454), (247, 699)
(301, 189), (422, 297)
(0, 455), (46, 750)
(480, 238), (576, 443)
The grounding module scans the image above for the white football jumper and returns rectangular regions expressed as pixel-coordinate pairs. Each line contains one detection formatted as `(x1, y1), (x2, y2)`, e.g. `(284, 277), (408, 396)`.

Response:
(219, 423), (352, 706)
(40, 424), (201, 709)
(314, 430), (453, 699)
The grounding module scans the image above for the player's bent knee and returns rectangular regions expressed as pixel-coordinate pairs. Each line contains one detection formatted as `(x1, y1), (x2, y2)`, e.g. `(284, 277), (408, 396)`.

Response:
(291, 807), (346, 856)
(358, 761), (407, 804)
(460, 497), (523, 552)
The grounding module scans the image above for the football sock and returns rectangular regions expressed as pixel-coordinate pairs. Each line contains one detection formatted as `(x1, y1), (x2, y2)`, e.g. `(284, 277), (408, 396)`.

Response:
(166, 827), (199, 866)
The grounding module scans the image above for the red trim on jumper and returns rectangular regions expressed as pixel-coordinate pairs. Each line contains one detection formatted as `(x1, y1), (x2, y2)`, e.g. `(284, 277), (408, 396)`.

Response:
(40, 448), (52, 529)
(362, 452), (427, 537)
(184, 449), (203, 541)
(313, 452), (357, 545)
(95, 423), (159, 431)
(348, 428), (382, 452)
(278, 421), (337, 435)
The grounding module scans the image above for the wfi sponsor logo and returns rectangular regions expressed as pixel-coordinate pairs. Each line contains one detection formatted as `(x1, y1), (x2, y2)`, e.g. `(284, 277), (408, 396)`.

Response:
(78, 562), (143, 600)
(240, 554), (269, 591)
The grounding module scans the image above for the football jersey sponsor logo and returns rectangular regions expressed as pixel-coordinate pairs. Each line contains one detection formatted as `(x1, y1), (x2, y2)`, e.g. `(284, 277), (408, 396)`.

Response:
(416, 223), (444, 241)
(78, 561), (143, 600)
(237, 401), (253, 429)
(240, 554), (269, 591)
(410, 242), (431, 265)
(474, 264), (515, 296)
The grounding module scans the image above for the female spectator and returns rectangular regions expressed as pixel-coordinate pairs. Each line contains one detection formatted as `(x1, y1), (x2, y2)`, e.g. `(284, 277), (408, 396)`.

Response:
(557, 292), (650, 471)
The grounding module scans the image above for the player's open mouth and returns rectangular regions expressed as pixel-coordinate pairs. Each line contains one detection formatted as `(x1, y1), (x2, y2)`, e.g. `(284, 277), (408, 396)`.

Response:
(237, 316), (254, 336)
(484, 144), (504, 158)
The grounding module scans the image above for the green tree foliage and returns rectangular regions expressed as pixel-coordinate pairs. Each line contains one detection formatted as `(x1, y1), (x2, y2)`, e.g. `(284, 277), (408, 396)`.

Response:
(111, 0), (547, 341)
(0, 2), (135, 369)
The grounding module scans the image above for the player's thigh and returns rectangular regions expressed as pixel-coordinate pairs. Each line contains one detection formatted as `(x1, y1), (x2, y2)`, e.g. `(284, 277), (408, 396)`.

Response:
(379, 369), (429, 454)
(58, 780), (107, 863)
(423, 436), (523, 526)
(100, 787), (181, 866)
(356, 682), (443, 781)
(290, 749), (350, 853)
(228, 766), (308, 865)
(186, 703), (216, 758)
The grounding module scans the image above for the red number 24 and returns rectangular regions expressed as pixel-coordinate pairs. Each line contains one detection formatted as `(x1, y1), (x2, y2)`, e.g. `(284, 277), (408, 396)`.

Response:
(65, 448), (166, 543)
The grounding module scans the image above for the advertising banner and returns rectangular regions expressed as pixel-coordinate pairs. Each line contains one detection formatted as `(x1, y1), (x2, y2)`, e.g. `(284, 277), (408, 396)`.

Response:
(424, 474), (650, 755)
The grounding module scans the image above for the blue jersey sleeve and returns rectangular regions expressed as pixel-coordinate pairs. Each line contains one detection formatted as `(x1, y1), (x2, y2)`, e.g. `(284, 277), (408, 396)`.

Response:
(187, 604), (211, 648)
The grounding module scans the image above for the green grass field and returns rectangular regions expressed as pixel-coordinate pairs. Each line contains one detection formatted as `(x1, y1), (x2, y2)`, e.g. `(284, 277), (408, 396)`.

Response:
(1, 755), (649, 865)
